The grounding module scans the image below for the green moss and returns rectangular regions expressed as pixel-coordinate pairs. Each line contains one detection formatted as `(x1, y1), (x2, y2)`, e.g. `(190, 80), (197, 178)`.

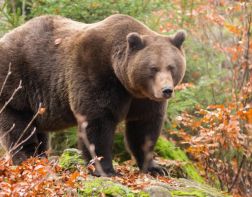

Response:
(155, 137), (204, 183)
(58, 148), (84, 170)
(171, 190), (206, 197)
(168, 179), (228, 197)
(78, 178), (148, 197)
(138, 192), (150, 197)
(155, 137), (188, 161)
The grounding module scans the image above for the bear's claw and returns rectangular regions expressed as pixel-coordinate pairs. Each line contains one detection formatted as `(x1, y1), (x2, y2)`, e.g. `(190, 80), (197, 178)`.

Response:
(90, 168), (122, 177)
(146, 165), (169, 176)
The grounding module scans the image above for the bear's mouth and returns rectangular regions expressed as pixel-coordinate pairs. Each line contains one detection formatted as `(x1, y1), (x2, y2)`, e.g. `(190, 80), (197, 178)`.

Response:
(153, 96), (170, 102)
(152, 91), (173, 101)
(136, 87), (172, 101)
(148, 94), (171, 102)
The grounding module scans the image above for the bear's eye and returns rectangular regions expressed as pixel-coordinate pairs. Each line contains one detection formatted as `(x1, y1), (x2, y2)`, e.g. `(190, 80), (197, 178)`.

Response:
(150, 66), (159, 73)
(167, 64), (175, 71)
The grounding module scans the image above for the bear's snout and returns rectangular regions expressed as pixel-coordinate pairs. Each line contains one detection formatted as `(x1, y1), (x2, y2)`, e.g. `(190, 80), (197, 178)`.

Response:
(162, 87), (173, 99)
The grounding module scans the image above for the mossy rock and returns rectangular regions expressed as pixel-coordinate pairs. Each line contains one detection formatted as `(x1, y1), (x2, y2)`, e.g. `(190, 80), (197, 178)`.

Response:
(58, 148), (85, 170)
(78, 178), (149, 197)
(155, 137), (204, 183)
(57, 148), (226, 197)
(143, 179), (228, 197)
(144, 185), (172, 197)
(113, 133), (203, 183)
(167, 179), (229, 197)
(77, 178), (226, 197)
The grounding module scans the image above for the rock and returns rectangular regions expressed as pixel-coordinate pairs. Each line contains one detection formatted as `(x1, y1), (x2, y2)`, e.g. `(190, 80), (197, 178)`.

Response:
(154, 137), (204, 183)
(77, 178), (226, 197)
(144, 185), (172, 197)
(154, 179), (227, 197)
(78, 178), (148, 197)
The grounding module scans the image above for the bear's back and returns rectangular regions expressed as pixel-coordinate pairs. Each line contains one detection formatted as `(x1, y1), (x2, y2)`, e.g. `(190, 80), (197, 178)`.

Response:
(0, 14), (156, 130)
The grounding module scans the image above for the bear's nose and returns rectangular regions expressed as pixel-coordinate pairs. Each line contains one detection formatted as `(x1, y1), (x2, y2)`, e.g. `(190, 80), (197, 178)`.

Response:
(162, 87), (173, 98)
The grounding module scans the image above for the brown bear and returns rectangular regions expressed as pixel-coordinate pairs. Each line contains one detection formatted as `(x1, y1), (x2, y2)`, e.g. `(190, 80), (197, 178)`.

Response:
(0, 14), (186, 176)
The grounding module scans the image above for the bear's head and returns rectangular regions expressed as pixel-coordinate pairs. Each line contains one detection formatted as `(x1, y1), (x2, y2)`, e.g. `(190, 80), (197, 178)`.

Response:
(125, 31), (186, 101)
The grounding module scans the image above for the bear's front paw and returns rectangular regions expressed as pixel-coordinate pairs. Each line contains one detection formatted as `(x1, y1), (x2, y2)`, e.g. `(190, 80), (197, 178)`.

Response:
(90, 168), (121, 177)
(141, 161), (168, 176)
(146, 165), (168, 176)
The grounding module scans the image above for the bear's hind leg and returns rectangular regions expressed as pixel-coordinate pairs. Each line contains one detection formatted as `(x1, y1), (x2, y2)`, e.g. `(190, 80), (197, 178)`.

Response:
(0, 106), (43, 165)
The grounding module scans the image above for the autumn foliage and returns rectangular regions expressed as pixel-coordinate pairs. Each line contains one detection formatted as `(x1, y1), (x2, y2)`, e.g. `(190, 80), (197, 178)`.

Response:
(0, 0), (252, 197)
(161, 1), (252, 196)
(171, 81), (252, 195)
(0, 158), (82, 196)
(0, 157), (175, 196)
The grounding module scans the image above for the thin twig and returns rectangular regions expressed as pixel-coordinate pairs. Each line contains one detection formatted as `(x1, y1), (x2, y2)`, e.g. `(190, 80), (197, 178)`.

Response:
(10, 127), (37, 155)
(0, 63), (11, 97)
(11, 145), (23, 161)
(33, 141), (42, 157)
(0, 80), (22, 114)
(0, 124), (15, 155)
(0, 123), (15, 142)
(10, 103), (42, 153)
(228, 155), (246, 192)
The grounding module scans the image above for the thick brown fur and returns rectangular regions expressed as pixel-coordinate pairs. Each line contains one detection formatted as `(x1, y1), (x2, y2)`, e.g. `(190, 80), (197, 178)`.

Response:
(0, 14), (186, 176)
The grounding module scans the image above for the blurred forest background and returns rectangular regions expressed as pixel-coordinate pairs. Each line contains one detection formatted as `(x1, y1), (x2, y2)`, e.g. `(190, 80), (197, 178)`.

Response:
(0, 0), (251, 196)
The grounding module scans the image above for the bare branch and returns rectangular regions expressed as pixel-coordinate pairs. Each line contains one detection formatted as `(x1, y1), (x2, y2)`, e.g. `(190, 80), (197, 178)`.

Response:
(10, 127), (37, 154)
(0, 80), (22, 114)
(11, 145), (23, 161)
(33, 141), (43, 157)
(228, 155), (246, 192)
(0, 62), (11, 97)
(10, 103), (42, 153)
(0, 123), (15, 142)
(0, 123), (15, 156)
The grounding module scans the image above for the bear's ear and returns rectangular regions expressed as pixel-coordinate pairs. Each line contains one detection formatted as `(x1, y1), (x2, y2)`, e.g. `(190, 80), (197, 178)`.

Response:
(127, 32), (144, 51)
(170, 30), (186, 49)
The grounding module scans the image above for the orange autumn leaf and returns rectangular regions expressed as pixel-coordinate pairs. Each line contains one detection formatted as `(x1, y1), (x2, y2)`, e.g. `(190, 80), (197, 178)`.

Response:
(192, 121), (201, 128)
(87, 164), (95, 172)
(224, 23), (242, 36)
(66, 171), (80, 187)
(246, 108), (252, 124)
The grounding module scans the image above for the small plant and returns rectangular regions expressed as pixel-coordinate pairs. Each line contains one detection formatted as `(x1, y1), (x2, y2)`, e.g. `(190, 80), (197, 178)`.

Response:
(0, 1), (26, 34)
